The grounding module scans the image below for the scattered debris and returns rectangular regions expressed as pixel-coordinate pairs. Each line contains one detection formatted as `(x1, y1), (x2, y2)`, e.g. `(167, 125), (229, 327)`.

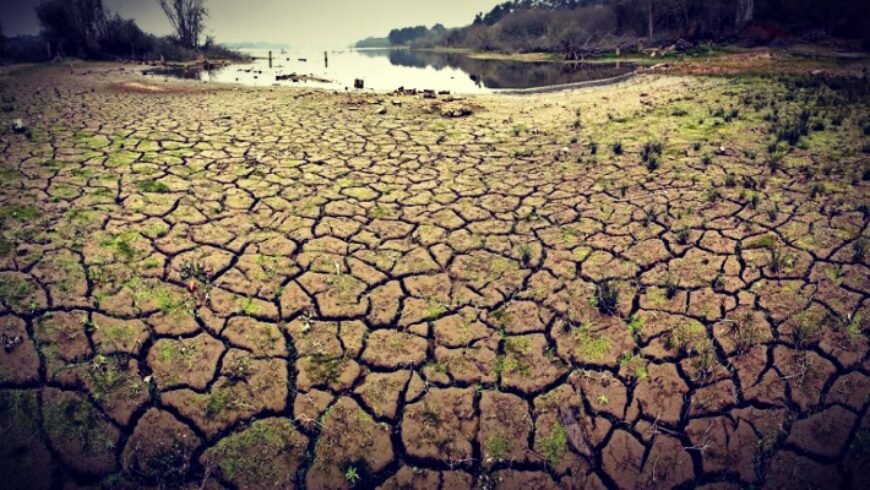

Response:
(275, 73), (331, 83)
(440, 104), (475, 118)
(11, 119), (27, 133)
(2, 333), (24, 352)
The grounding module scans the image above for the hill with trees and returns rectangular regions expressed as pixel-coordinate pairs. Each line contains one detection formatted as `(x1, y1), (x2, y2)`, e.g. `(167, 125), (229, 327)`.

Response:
(359, 0), (869, 56)
(354, 24), (449, 49)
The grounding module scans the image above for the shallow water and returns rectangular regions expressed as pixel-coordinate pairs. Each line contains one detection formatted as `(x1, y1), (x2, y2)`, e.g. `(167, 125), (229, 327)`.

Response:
(144, 48), (635, 94)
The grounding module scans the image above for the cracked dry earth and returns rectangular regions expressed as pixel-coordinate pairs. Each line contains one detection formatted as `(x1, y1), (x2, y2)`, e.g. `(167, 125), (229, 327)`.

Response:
(0, 63), (868, 490)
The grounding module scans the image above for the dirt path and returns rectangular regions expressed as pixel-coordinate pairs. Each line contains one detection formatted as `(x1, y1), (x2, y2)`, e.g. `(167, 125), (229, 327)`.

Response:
(0, 63), (867, 489)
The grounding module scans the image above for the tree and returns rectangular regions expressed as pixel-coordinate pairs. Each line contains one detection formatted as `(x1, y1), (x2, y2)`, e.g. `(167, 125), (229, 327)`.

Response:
(36, 0), (107, 58)
(156, 0), (207, 49)
(646, 0), (654, 39)
(388, 26), (429, 45)
(736, 0), (754, 29)
(102, 15), (151, 58)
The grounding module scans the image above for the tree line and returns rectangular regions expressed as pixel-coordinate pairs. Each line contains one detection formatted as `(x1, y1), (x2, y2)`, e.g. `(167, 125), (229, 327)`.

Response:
(376, 0), (869, 54)
(0, 0), (243, 63)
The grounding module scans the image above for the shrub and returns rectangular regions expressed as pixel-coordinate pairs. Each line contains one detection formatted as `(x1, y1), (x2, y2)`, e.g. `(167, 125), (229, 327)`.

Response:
(588, 141), (598, 155)
(854, 237), (867, 262)
(675, 228), (690, 245)
(594, 281), (619, 315)
(662, 272), (679, 299)
(767, 154), (782, 172)
(640, 140), (662, 162)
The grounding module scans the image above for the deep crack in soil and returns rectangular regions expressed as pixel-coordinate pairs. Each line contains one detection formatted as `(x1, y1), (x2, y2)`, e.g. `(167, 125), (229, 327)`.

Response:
(0, 62), (868, 489)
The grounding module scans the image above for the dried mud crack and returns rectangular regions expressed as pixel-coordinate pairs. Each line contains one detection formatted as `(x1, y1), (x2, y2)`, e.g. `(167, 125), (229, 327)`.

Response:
(0, 63), (868, 489)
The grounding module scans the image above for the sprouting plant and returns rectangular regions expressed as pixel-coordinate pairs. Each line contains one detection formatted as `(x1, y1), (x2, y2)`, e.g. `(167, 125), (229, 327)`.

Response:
(675, 228), (690, 245)
(662, 272), (679, 299)
(767, 153), (782, 172)
(844, 313), (864, 342)
(519, 244), (533, 266)
(725, 174), (736, 188)
(667, 321), (704, 355)
(619, 352), (649, 381)
(611, 141), (623, 155)
(749, 192), (760, 209)
(136, 180), (170, 194)
(641, 140), (662, 162)
(769, 244), (793, 272)
(825, 265), (845, 286)
(642, 209), (658, 227)
(594, 281), (619, 315)
(791, 311), (820, 348)
(627, 314), (644, 337)
(180, 260), (211, 285)
(485, 434), (511, 460)
(344, 466), (360, 485)
(225, 356), (253, 383)
(712, 273), (725, 291)
(854, 236), (867, 262)
(539, 423), (567, 465)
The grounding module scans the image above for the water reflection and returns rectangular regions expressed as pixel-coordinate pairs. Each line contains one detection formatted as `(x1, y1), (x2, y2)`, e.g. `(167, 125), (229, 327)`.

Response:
(369, 50), (633, 90)
(144, 49), (634, 94)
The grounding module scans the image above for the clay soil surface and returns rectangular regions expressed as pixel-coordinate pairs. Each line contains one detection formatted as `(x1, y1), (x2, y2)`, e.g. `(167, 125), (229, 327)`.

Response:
(0, 59), (868, 489)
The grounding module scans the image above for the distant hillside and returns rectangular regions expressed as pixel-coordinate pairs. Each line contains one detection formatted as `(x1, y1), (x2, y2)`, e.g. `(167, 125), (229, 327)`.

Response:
(354, 24), (451, 49)
(362, 0), (870, 56)
(224, 42), (291, 50)
(354, 37), (391, 49)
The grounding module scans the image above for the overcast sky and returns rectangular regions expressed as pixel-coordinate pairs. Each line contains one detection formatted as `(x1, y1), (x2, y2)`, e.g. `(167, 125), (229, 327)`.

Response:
(1, 0), (503, 48)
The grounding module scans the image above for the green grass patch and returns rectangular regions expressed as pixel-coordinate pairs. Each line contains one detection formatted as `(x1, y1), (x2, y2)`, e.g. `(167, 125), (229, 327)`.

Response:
(572, 324), (612, 361)
(136, 180), (171, 193)
(538, 423), (567, 465)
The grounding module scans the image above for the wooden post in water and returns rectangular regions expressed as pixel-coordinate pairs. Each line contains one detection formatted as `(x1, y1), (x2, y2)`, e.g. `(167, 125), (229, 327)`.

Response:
(268, 51), (272, 68)
(324, 51), (328, 68)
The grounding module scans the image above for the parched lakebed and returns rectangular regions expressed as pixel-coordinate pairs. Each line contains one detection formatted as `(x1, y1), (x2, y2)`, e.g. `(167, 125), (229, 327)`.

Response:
(0, 62), (868, 489)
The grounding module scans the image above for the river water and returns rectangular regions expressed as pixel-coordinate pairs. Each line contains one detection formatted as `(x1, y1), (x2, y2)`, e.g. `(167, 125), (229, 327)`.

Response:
(144, 48), (635, 94)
